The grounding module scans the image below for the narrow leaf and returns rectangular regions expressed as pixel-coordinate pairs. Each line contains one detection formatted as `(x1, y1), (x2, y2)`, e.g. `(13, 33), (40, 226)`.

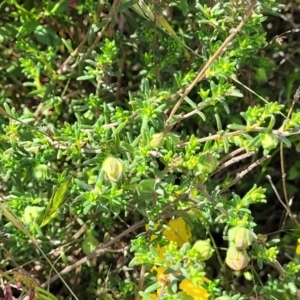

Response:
(116, 0), (136, 12)
(0, 204), (27, 234)
(40, 178), (71, 228)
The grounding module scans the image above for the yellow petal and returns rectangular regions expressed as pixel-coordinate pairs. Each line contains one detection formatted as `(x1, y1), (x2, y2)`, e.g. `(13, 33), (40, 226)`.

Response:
(142, 294), (157, 300)
(163, 217), (191, 247)
(179, 278), (210, 300)
(296, 238), (300, 255)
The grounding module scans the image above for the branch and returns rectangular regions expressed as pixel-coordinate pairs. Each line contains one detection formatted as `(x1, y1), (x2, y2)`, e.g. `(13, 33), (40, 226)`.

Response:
(220, 155), (270, 194)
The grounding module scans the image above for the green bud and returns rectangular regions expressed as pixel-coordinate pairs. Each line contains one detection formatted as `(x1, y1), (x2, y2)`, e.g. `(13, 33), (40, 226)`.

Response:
(261, 133), (278, 150)
(102, 156), (123, 182)
(198, 152), (218, 174)
(150, 133), (164, 148)
(191, 239), (214, 261)
(257, 234), (267, 244)
(244, 271), (253, 281)
(33, 164), (50, 180)
(82, 231), (99, 255)
(254, 67), (268, 83)
(228, 226), (253, 249)
(226, 246), (250, 271)
(23, 206), (45, 225)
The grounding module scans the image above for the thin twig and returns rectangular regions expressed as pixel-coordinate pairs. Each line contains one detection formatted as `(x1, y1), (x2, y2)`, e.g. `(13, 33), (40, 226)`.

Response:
(280, 142), (289, 208)
(266, 175), (300, 227)
(69, 0), (119, 71)
(212, 151), (255, 175)
(165, 0), (257, 127)
(135, 265), (146, 300)
(58, 0), (118, 75)
(280, 196), (294, 230)
(219, 147), (246, 165)
(220, 155), (270, 194)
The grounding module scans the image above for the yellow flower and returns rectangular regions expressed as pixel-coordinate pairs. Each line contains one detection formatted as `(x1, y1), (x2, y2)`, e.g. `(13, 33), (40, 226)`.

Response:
(146, 217), (191, 246)
(145, 217), (204, 299)
(150, 266), (169, 297)
(145, 223), (160, 241)
(163, 217), (191, 247)
(151, 266), (168, 279)
(179, 278), (210, 300)
(145, 217), (191, 259)
(296, 238), (300, 255)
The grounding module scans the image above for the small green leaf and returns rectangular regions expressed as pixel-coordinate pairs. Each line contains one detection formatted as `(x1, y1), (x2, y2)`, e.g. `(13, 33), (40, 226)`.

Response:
(227, 124), (247, 130)
(120, 141), (134, 152)
(77, 74), (95, 80)
(215, 114), (222, 131)
(139, 291), (155, 300)
(254, 67), (268, 83)
(222, 136), (229, 153)
(144, 282), (162, 293)
(75, 179), (93, 191)
(62, 38), (74, 52)
(128, 256), (137, 268)
(113, 121), (127, 137)
(35, 286), (60, 300)
(137, 179), (155, 194)
(82, 231), (99, 255)
(277, 135), (291, 147)
(34, 25), (61, 46)
(116, 0), (136, 12)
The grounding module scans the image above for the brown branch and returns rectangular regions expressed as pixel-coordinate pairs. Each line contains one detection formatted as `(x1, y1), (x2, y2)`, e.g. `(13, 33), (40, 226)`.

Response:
(266, 175), (300, 228)
(212, 151), (255, 175)
(220, 155), (270, 194)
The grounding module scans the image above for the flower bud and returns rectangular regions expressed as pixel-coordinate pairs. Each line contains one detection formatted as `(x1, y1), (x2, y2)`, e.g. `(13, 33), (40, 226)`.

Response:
(257, 234), (267, 244)
(23, 206), (45, 225)
(191, 239), (214, 261)
(150, 133), (164, 148)
(261, 133), (278, 150)
(225, 246), (250, 271)
(102, 156), (123, 182)
(82, 231), (99, 255)
(228, 226), (253, 249)
(244, 271), (253, 281)
(198, 152), (218, 174)
(33, 164), (50, 180)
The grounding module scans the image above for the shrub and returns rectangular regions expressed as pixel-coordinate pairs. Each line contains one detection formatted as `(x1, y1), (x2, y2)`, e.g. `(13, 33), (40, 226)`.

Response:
(0, 0), (300, 299)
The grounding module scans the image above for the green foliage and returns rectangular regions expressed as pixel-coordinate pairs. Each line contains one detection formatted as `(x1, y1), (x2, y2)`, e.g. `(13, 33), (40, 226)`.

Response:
(0, 0), (300, 299)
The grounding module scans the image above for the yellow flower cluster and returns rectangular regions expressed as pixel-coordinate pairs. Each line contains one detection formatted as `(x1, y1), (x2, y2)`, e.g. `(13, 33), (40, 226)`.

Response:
(144, 217), (210, 300)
